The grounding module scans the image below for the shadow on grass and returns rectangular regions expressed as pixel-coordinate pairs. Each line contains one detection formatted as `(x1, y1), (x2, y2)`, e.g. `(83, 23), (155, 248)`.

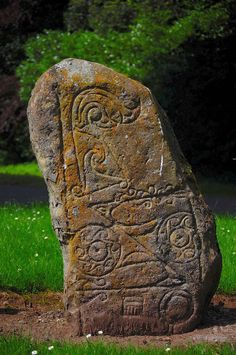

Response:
(196, 175), (236, 197)
(1, 172), (235, 194)
(0, 174), (45, 188)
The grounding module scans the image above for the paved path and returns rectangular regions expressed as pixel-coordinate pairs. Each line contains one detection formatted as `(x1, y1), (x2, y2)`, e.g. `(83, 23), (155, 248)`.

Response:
(0, 184), (235, 215)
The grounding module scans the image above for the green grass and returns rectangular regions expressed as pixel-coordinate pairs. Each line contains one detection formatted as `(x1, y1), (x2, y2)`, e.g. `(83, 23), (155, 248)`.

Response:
(0, 203), (235, 294)
(216, 215), (236, 294)
(0, 336), (235, 355)
(0, 162), (41, 177)
(0, 203), (63, 292)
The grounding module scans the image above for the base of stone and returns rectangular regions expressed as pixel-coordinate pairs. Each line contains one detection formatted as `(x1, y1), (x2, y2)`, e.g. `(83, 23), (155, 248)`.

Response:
(66, 287), (202, 336)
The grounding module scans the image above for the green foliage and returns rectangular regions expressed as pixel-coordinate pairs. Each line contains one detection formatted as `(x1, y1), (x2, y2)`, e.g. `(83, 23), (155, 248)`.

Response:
(63, 0), (230, 36)
(17, 1), (230, 102)
(14, 1), (236, 175)
(64, 0), (135, 33)
(0, 336), (235, 355)
(0, 201), (235, 294)
(64, 0), (90, 31)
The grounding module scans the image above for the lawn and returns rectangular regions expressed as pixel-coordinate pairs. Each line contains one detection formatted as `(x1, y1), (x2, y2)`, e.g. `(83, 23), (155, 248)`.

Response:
(0, 203), (235, 294)
(0, 203), (63, 292)
(0, 162), (41, 177)
(216, 215), (236, 293)
(0, 336), (235, 355)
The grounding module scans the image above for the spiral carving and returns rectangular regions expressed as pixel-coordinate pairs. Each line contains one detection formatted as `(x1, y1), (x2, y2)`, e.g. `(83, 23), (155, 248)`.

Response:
(84, 143), (107, 175)
(72, 88), (140, 129)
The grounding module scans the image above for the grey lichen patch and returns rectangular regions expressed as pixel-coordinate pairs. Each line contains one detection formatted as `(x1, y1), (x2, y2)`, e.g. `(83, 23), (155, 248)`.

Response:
(55, 58), (95, 84)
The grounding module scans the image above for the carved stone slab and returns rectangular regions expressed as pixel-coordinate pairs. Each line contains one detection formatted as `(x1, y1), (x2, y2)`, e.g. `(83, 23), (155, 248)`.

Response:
(27, 58), (221, 335)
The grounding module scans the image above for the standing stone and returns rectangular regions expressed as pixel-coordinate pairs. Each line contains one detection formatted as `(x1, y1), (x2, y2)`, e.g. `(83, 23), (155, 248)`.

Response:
(27, 59), (221, 335)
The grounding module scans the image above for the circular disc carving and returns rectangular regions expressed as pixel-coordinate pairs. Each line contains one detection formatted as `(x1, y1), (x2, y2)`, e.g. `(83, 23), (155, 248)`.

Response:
(159, 289), (193, 323)
(72, 225), (121, 276)
(156, 211), (198, 263)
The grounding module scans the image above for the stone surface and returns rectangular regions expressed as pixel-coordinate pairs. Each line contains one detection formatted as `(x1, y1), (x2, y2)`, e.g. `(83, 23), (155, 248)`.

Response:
(27, 58), (221, 335)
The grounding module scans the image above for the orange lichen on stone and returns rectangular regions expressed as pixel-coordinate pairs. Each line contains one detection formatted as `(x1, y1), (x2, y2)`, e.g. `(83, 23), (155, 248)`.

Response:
(27, 58), (221, 336)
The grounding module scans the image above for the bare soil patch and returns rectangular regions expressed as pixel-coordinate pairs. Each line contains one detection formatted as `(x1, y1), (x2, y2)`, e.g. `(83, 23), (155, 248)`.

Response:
(0, 292), (236, 347)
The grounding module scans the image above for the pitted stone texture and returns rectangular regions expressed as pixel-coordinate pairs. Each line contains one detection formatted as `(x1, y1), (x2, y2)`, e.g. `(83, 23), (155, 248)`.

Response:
(27, 58), (221, 335)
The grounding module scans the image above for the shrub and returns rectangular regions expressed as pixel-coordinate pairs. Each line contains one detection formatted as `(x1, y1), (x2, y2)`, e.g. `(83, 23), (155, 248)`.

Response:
(17, 3), (229, 102)
(15, 1), (236, 175)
